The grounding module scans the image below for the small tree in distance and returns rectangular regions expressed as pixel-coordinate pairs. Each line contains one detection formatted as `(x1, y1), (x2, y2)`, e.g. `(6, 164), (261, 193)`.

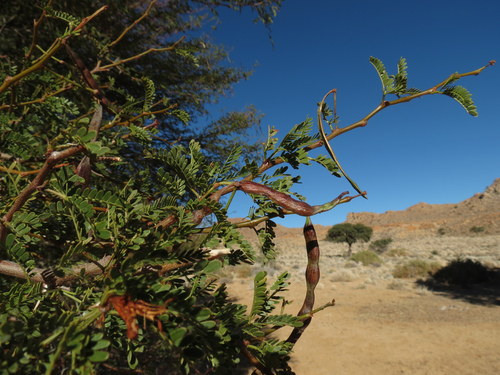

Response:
(326, 223), (373, 256)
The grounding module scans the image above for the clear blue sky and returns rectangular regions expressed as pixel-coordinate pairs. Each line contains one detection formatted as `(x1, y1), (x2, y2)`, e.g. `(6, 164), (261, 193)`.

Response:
(205, 0), (500, 228)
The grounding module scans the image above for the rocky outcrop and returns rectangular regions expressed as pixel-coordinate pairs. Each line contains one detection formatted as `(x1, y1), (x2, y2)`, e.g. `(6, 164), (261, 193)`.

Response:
(346, 179), (500, 238)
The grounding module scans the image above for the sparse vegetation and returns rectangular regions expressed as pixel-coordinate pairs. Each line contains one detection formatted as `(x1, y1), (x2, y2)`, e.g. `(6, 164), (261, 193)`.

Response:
(369, 238), (393, 254)
(437, 227), (447, 236)
(350, 250), (382, 266)
(385, 248), (409, 257)
(393, 259), (441, 279)
(329, 269), (356, 282)
(470, 226), (486, 233)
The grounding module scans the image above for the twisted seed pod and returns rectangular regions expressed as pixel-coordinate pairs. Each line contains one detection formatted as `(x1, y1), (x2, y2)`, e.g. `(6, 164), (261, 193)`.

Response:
(235, 181), (315, 216)
(235, 181), (352, 216)
(287, 217), (320, 344)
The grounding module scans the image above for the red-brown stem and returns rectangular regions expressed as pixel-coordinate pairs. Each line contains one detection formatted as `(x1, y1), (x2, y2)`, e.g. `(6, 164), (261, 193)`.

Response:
(240, 339), (272, 375)
(0, 146), (84, 241)
(65, 45), (110, 108)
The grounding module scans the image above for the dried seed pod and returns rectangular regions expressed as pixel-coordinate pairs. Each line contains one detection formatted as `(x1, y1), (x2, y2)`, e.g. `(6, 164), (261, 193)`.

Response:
(287, 217), (321, 344)
(234, 181), (315, 216)
(234, 180), (352, 216)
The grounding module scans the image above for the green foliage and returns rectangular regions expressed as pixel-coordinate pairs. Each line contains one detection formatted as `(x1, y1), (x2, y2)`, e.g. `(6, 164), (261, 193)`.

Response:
(469, 226), (485, 233)
(370, 56), (480, 116)
(440, 85), (478, 116)
(0, 0), (282, 162)
(350, 250), (382, 266)
(370, 56), (420, 98)
(326, 223), (373, 256)
(392, 259), (441, 279)
(369, 238), (393, 254)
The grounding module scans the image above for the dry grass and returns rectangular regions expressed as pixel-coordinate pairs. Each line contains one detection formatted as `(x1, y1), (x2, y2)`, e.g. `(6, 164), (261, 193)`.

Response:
(392, 259), (442, 279)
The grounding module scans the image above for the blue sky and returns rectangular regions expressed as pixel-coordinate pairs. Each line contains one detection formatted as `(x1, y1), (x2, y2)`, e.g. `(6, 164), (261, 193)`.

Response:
(205, 0), (499, 228)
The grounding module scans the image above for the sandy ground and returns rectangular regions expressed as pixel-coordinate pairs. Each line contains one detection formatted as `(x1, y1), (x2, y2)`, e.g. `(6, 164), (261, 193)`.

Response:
(224, 234), (500, 374)
(227, 278), (500, 375)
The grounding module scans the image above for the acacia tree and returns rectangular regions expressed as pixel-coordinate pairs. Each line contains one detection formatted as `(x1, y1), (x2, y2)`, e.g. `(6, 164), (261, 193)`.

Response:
(326, 223), (373, 257)
(0, 0), (283, 162)
(0, 3), (494, 374)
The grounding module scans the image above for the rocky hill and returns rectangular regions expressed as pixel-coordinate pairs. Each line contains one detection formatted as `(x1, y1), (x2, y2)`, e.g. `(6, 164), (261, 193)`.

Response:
(346, 178), (500, 238)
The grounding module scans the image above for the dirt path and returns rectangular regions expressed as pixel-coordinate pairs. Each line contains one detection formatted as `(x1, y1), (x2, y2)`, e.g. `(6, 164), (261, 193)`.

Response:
(228, 279), (500, 374)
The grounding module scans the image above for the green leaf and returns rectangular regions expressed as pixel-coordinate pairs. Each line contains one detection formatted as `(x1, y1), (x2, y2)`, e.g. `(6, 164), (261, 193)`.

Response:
(203, 259), (222, 274)
(88, 350), (109, 362)
(200, 320), (216, 329)
(311, 154), (341, 177)
(196, 308), (211, 322)
(250, 271), (268, 317)
(86, 142), (110, 156)
(169, 327), (187, 347)
(92, 339), (111, 351)
(369, 56), (394, 95)
(441, 85), (478, 116)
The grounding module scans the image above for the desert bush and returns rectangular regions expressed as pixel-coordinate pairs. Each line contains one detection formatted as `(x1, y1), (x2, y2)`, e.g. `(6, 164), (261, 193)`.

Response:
(385, 248), (409, 257)
(350, 250), (382, 266)
(387, 280), (407, 290)
(329, 269), (356, 282)
(430, 258), (492, 286)
(369, 238), (393, 254)
(393, 259), (441, 279)
(0, 2), (492, 373)
(470, 226), (486, 233)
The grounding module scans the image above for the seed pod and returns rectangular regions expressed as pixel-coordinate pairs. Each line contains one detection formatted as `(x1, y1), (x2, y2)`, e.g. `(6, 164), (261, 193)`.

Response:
(235, 181), (315, 216)
(287, 217), (321, 344)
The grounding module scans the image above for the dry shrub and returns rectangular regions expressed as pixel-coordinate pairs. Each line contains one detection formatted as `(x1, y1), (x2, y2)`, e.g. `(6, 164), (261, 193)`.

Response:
(387, 280), (407, 290)
(385, 248), (408, 257)
(329, 269), (356, 282)
(350, 250), (383, 266)
(369, 238), (393, 254)
(393, 259), (441, 279)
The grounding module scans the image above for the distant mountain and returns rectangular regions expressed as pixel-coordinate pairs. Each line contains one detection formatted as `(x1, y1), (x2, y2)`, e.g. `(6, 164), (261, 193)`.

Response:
(346, 179), (500, 238)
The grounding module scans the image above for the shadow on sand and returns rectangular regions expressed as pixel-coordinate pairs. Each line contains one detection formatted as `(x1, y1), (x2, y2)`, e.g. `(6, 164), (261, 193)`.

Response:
(416, 259), (500, 306)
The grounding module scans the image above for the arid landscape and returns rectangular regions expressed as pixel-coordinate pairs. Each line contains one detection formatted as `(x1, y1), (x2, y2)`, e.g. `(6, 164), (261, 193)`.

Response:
(225, 179), (500, 374)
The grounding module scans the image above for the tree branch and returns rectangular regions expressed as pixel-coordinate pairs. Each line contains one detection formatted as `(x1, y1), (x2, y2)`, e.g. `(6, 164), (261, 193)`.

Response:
(95, 36), (185, 72)
(0, 146), (84, 241)
(0, 255), (112, 285)
(108, 0), (158, 48)
(0, 6), (108, 95)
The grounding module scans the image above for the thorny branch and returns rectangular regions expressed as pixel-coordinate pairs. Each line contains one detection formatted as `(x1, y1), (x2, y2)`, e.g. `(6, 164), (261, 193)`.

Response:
(108, 0), (158, 48)
(94, 36), (186, 72)
(0, 6), (108, 95)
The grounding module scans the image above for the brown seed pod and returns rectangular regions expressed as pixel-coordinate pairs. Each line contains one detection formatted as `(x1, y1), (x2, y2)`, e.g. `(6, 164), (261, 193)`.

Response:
(234, 181), (315, 216)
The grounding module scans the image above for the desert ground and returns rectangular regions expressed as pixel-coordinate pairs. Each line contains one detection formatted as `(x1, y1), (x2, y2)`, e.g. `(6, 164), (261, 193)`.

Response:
(223, 232), (500, 374)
